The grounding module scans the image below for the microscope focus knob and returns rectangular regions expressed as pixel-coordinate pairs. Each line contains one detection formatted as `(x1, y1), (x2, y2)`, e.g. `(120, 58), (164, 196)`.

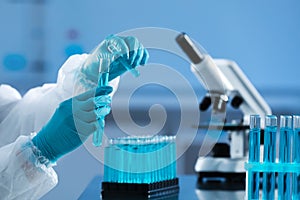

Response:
(231, 96), (244, 109)
(199, 96), (211, 111)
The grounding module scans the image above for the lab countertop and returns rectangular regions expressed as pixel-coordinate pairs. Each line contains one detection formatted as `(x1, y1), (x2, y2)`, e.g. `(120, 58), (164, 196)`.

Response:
(78, 175), (245, 200)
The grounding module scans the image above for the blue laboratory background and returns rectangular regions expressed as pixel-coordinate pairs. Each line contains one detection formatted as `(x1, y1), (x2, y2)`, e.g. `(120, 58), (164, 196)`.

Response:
(0, 0), (300, 199)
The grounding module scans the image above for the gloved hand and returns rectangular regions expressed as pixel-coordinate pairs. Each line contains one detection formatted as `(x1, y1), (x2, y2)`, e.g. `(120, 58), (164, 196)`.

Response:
(81, 35), (149, 83)
(32, 86), (112, 162)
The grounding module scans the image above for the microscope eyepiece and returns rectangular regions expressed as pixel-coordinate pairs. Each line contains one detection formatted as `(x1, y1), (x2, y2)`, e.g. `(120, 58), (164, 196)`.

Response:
(176, 33), (204, 64)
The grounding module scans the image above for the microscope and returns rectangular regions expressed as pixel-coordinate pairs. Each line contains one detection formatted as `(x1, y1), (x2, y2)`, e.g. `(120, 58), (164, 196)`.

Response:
(176, 33), (272, 190)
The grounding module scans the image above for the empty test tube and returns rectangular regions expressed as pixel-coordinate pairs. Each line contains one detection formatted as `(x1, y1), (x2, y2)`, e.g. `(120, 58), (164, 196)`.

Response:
(293, 115), (300, 199)
(278, 115), (293, 200)
(248, 115), (261, 200)
(263, 115), (277, 200)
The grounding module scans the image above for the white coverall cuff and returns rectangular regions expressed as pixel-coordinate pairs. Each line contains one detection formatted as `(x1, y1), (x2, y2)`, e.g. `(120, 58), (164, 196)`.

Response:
(0, 135), (58, 199)
(28, 132), (56, 168)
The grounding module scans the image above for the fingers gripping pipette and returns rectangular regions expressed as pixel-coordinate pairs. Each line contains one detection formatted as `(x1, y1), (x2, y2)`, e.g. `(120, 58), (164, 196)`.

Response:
(92, 41), (140, 147)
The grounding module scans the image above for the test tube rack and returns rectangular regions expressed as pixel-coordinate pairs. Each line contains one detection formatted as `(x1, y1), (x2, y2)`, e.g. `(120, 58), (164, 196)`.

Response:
(101, 135), (179, 200)
(245, 115), (300, 200)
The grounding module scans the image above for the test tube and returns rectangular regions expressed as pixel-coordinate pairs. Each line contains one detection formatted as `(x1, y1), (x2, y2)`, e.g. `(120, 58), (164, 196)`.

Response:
(103, 136), (177, 184)
(248, 115), (261, 200)
(278, 115), (293, 199)
(263, 115), (277, 200)
(293, 115), (300, 199)
(93, 59), (110, 147)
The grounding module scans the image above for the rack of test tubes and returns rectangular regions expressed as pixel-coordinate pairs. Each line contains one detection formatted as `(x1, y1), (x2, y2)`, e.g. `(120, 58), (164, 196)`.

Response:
(101, 135), (179, 200)
(245, 115), (300, 200)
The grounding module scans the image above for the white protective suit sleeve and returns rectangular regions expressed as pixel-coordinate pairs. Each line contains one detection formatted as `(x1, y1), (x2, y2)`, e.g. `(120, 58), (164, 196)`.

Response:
(0, 54), (119, 200)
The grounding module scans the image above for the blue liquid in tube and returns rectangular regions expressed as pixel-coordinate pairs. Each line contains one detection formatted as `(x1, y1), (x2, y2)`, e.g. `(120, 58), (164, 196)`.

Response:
(293, 115), (300, 199)
(103, 136), (176, 184)
(248, 115), (261, 199)
(263, 115), (277, 200)
(278, 115), (292, 200)
(93, 72), (109, 147)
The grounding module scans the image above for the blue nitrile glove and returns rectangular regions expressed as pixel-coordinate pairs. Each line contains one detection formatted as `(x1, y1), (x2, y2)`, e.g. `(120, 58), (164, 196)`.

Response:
(81, 35), (149, 82)
(32, 86), (112, 162)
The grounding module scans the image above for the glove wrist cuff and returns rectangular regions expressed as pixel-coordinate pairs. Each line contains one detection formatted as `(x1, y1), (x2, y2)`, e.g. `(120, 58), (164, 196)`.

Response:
(31, 131), (58, 163)
(29, 133), (55, 168)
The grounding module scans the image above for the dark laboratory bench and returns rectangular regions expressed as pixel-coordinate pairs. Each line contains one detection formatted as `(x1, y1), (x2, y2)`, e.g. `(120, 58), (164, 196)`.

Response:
(78, 175), (245, 200)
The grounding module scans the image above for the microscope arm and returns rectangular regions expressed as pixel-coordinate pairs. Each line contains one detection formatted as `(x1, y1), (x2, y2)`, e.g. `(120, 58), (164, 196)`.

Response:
(213, 59), (272, 125)
(176, 33), (272, 127)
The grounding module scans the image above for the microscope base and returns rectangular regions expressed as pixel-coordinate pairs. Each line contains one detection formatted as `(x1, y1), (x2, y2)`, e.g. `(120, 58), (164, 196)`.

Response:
(195, 157), (246, 190)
